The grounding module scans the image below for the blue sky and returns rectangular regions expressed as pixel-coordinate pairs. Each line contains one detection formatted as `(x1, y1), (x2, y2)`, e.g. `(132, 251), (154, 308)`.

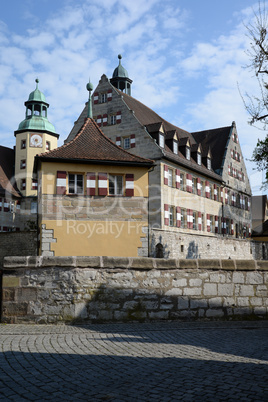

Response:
(0, 0), (266, 194)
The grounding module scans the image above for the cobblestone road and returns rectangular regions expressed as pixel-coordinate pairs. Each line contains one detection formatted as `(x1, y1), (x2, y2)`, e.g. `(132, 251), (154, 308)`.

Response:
(0, 321), (268, 401)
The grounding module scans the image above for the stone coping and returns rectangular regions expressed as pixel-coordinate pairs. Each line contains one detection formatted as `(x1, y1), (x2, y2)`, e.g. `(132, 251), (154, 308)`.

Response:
(2, 256), (268, 271)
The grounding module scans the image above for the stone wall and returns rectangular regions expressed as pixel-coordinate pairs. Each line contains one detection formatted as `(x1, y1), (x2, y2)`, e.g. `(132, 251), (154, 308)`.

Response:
(2, 256), (267, 324)
(0, 232), (37, 269)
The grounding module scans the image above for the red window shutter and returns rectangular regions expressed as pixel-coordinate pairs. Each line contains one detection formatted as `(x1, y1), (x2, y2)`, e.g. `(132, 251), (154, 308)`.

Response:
(164, 165), (168, 185)
(214, 184), (217, 201)
(103, 114), (108, 126)
(130, 134), (136, 148)
(107, 89), (112, 101)
(56, 171), (66, 195)
(93, 92), (99, 104)
(87, 173), (96, 196)
(176, 206), (181, 228)
(189, 209), (193, 229)
(32, 179), (37, 190)
(125, 174), (134, 196)
(97, 115), (102, 127)
(164, 204), (169, 226)
(116, 111), (121, 124)
(176, 169), (180, 189)
(186, 173), (192, 192)
(198, 211), (202, 231)
(197, 177), (201, 196)
(215, 216), (218, 233)
(228, 165), (230, 175)
(207, 213), (210, 232)
(98, 173), (108, 196)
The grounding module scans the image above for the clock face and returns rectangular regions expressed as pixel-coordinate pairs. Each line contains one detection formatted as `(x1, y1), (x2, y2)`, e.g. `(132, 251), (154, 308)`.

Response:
(30, 134), (43, 147)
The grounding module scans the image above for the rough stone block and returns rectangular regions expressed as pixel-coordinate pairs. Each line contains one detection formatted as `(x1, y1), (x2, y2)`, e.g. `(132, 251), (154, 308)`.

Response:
(250, 297), (263, 306)
(209, 273), (226, 283)
(255, 260), (268, 271)
(204, 283), (217, 296)
(154, 258), (177, 269)
(172, 278), (187, 287)
(208, 297), (222, 308)
(183, 287), (201, 296)
(76, 256), (101, 268)
(4, 256), (27, 268)
(236, 297), (249, 307)
(233, 272), (245, 284)
(189, 278), (202, 287)
(238, 285), (255, 297)
(102, 256), (129, 269)
(253, 307), (267, 315)
(221, 260), (235, 270)
(17, 288), (37, 302)
(198, 259), (221, 270)
(190, 299), (208, 309)
(176, 296), (188, 310)
(2, 301), (28, 317)
(256, 285), (268, 297)
(165, 288), (183, 296)
(218, 284), (234, 296)
(148, 311), (169, 320)
(2, 276), (20, 288)
(223, 297), (235, 307)
(236, 260), (256, 271)
(2, 289), (15, 301)
(246, 272), (263, 285)
(206, 309), (224, 318)
(179, 260), (197, 269)
(130, 257), (154, 269)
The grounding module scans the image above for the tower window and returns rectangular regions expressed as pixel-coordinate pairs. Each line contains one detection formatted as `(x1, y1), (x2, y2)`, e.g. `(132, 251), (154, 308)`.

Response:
(21, 140), (26, 149)
(46, 141), (51, 151)
(20, 160), (26, 169)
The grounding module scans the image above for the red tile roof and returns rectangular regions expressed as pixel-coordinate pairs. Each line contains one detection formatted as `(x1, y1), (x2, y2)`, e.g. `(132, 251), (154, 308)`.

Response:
(35, 118), (154, 167)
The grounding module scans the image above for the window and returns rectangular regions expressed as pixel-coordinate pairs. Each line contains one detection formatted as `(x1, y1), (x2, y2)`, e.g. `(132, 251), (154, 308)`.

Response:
(210, 215), (214, 232)
(192, 177), (196, 194)
(197, 153), (201, 165)
(101, 93), (107, 103)
(210, 185), (213, 199)
(193, 211), (198, 230)
(168, 169), (173, 187)
(21, 140), (26, 149)
(46, 141), (51, 151)
(181, 208), (186, 228)
(159, 134), (164, 148)
(207, 157), (211, 170)
(20, 160), (26, 169)
(186, 147), (190, 160)
(111, 115), (116, 125)
(123, 137), (130, 149)
(31, 202), (37, 214)
(169, 206), (175, 226)
(68, 174), (84, 194)
(201, 181), (204, 197)
(21, 179), (26, 191)
(180, 173), (185, 191)
(109, 175), (123, 195)
(173, 141), (178, 154)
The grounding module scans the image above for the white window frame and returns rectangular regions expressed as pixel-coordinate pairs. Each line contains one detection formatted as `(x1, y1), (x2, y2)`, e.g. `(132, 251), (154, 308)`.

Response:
(207, 157), (211, 170)
(123, 137), (130, 149)
(111, 115), (116, 125)
(169, 206), (175, 226)
(68, 174), (84, 194)
(186, 147), (190, 160)
(101, 93), (107, 103)
(168, 169), (173, 187)
(109, 175), (123, 196)
(173, 141), (178, 154)
(197, 153), (201, 165)
(159, 134), (164, 148)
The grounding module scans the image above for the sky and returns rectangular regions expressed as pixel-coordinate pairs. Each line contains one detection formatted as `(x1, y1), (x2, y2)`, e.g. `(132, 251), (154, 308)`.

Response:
(0, 0), (267, 195)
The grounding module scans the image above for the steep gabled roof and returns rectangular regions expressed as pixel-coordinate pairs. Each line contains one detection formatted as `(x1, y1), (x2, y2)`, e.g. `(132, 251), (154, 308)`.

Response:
(116, 89), (196, 143)
(192, 126), (232, 171)
(35, 118), (154, 169)
(0, 146), (20, 198)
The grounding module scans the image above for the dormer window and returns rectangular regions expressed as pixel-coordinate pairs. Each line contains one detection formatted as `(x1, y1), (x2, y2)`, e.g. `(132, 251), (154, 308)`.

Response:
(186, 147), (190, 160)
(197, 153), (201, 165)
(173, 141), (178, 154)
(159, 134), (164, 148)
(207, 157), (211, 170)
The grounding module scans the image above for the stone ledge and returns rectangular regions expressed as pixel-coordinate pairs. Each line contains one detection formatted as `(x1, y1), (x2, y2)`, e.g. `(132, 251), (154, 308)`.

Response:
(3, 256), (268, 271)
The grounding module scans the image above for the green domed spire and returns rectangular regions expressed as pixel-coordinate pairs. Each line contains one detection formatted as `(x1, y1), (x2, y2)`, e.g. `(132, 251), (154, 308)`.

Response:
(110, 54), (133, 95)
(112, 54), (129, 78)
(27, 78), (47, 103)
(16, 79), (56, 134)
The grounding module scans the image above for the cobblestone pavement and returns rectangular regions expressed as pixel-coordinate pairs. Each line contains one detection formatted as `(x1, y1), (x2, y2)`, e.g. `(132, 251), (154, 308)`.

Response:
(0, 321), (268, 401)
